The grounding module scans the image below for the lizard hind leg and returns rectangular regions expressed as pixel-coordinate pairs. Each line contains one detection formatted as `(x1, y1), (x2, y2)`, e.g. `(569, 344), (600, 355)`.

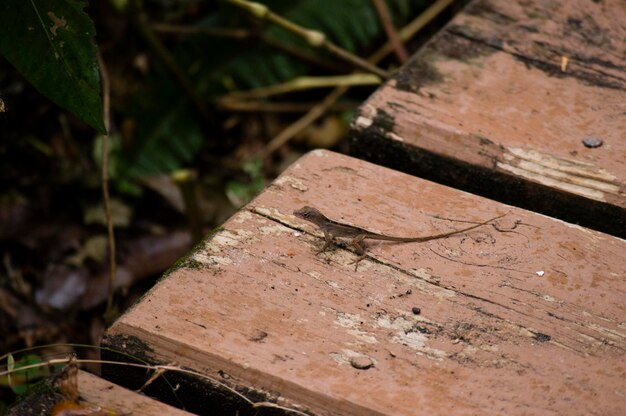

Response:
(348, 235), (367, 271)
(349, 235), (367, 256)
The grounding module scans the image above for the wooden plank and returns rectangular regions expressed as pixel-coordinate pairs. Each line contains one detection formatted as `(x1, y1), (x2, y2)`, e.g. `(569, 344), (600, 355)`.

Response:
(77, 371), (194, 415)
(103, 150), (626, 415)
(7, 369), (194, 416)
(350, 0), (626, 237)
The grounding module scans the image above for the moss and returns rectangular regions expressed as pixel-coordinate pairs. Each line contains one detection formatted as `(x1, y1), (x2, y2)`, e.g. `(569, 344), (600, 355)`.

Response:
(163, 226), (224, 277)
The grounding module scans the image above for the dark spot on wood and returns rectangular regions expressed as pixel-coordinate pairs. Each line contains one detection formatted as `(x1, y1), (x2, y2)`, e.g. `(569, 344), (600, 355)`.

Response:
(372, 109), (395, 133)
(566, 16), (608, 47)
(534, 332), (551, 342)
(184, 319), (207, 329)
(431, 30), (493, 61)
(408, 324), (430, 334)
(250, 330), (268, 342)
(546, 311), (566, 321)
(465, 0), (515, 24)
(474, 134), (496, 146)
(394, 58), (443, 93)
(102, 333), (154, 360)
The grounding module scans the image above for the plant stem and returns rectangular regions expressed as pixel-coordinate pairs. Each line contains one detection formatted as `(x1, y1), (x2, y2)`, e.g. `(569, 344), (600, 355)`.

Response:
(371, 0), (455, 63)
(98, 53), (116, 322)
(224, 74), (381, 100)
(261, 0), (455, 156)
(227, 0), (390, 79)
(372, 0), (408, 63)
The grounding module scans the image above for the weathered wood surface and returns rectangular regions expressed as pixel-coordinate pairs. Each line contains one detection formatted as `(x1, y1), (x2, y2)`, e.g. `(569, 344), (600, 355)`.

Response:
(350, 0), (626, 237)
(103, 150), (626, 415)
(78, 370), (193, 415)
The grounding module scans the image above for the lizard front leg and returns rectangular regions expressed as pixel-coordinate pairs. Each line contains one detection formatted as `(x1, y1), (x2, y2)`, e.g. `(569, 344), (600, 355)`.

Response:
(316, 231), (335, 254)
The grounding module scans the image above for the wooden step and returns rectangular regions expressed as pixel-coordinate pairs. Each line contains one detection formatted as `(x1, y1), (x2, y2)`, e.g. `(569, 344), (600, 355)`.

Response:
(103, 150), (626, 415)
(7, 369), (193, 415)
(77, 370), (194, 415)
(350, 0), (626, 237)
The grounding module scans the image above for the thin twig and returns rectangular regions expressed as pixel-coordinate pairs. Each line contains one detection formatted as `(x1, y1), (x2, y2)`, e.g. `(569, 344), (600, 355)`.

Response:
(137, 365), (168, 392)
(372, 0), (408, 63)
(262, 0), (454, 156)
(371, 0), (454, 62)
(227, 0), (390, 79)
(98, 53), (116, 322)
(218, 99), (358, 113)
(223, 74), (380, 101)
(262, 87), (347, 157)
(152, 22), (250, 39)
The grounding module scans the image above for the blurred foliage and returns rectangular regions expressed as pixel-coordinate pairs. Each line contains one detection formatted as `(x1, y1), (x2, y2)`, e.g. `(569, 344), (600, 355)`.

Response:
(0, 0), (104, 133)
(0, 0), (432, 183)
(0, 354), (49, 395)
(118, 0), (431, 178)
(226, 158), (265, 206)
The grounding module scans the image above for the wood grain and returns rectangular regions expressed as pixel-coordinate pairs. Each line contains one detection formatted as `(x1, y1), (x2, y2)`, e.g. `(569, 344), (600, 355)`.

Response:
(350, 0), (626, 237)
(103, 150), (626, 415)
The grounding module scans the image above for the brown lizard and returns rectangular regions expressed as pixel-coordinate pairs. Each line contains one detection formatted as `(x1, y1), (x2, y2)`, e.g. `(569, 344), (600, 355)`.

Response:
(294, 206), (504, 265)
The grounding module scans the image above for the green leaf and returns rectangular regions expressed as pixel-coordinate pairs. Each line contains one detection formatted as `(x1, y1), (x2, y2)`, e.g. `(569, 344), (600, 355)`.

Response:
(0, 354), (48, 395)
(117, 0), (429, 178)
(0, 0), (105, 133)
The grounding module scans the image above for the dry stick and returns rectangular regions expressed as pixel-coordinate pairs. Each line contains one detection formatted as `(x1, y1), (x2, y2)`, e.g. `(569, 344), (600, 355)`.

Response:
(262, 0), (454, 157)
(374, 0), (454, 61)
(227, 0), (390, 79)
(224, 74), (381, 101)
(98, 54), (117, 322)
(151, 22), (250, 39)
(219, 99), (359, 113)
(372, 0), (408, 63)
(262, 87), (347, 157)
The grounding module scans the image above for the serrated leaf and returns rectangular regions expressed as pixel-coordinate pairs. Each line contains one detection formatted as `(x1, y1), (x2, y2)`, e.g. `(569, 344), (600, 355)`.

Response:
(0, 0), (105, 133)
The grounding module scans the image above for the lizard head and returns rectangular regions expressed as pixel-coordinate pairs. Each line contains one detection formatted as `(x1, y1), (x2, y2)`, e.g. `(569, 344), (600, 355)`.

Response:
(293, 206), (325, 222)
